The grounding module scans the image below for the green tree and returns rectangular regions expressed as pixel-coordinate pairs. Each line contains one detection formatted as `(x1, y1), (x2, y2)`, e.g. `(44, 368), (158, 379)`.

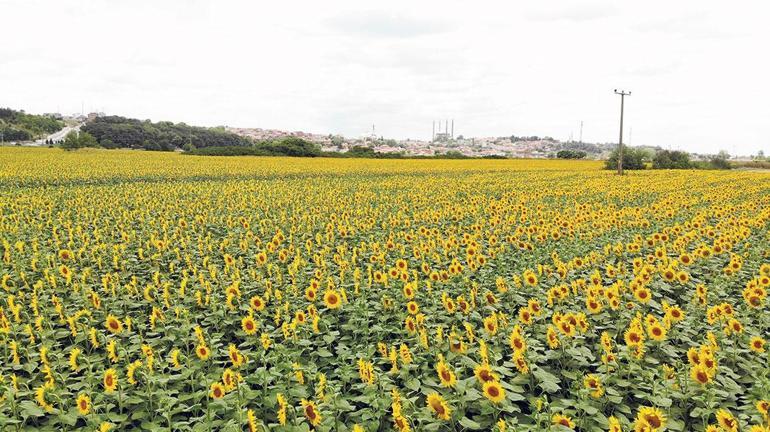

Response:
(61, 131), (82, 150)
(604, 145), (646, 170)
(709, 151), (731, 170)
(652, 150), (692, 169)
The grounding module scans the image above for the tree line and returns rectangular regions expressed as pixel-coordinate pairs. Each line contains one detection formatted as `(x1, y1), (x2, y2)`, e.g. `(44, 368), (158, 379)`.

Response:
(80, 116), (252, 151)
(604, 146), (732, 170)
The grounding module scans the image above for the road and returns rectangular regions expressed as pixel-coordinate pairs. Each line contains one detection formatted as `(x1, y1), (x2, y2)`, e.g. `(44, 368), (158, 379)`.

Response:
(32, 123), (82, 146)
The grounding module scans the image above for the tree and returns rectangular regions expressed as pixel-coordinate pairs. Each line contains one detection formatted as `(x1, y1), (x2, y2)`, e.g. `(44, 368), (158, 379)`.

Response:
(79, 132), (98, 148)
(61, 131), (82, 150)
(709, 151), (731, 170)
(60, 131), (99, 150)
(604, 145), (646, 170)
(652, 150), (692, 169)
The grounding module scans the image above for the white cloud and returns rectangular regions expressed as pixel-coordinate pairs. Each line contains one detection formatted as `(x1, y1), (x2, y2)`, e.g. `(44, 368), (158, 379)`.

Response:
(0, 0), (768, 155)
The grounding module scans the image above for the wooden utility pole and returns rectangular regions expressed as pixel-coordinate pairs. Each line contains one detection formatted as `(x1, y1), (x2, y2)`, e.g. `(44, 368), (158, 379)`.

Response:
(614, 89), (631, 175)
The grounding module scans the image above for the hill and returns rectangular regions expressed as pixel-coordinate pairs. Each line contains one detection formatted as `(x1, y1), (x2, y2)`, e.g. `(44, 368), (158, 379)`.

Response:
(0, 108), (64, 142)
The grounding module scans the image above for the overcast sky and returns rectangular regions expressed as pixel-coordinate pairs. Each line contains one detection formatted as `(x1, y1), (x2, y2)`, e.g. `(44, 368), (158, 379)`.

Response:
(2, 0), (769, 154)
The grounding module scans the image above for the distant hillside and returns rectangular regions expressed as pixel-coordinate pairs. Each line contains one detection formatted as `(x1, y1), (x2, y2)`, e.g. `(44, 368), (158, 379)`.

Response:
(0, 108), (64, 141)
(82, 116), (252, 151)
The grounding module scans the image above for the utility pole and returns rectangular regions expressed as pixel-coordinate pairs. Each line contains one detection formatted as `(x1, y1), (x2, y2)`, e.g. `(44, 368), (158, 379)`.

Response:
(614, 89), (631, 175)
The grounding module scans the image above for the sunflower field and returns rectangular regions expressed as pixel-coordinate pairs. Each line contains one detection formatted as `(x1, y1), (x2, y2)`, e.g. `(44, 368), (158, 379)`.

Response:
(1, 147), (769, 432)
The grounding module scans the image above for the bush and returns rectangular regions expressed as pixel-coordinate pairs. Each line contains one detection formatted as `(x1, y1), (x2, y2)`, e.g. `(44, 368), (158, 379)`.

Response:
(652, 150), (692, 169)
(556, 150), (587, 159)
(256, 137), (321, 157)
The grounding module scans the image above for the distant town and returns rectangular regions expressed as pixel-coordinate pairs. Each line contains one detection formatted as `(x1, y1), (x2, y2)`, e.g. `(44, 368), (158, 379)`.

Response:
(225, 125), (621, 159)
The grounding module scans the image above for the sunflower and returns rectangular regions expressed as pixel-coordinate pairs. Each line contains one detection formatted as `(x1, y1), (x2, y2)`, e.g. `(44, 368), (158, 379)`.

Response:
(210, 382), (225, 399)
(749, 336), (766, 353)
(583, 374), (604, 398)
(247, 408), (259, 432)
(196, 344), (211, 360)
(406, 301), (419, 315)
(716, 409), (738, 432)
(103, 368), (118, 393)
(634, 406), (666, 431)
(586, 296), (602, 314)
(482, 380), (505, 403)
(518, 307), (533, 325)
(276, 393), (287, 425)
(528, 299), (542, 316)
(509, 330), (526, 352)
(558, 320), (575, 337)
(624, 328), (644, 346)
(426, 393), (451, 420)
(552, 414), (575, 429)
(250, 295), (266, 312)
(665, 305), (685, 322)
(295, 310), (307, 324)
(105, 315), (123, 334)
(301, 399), (322, 427)
(483, 315), (498, 335)
(634, 288), (652, 304)
(474, 364), (498, 384)
(436, 360), (457, 388)
(255, 251), (267, 266)
(727, 318), (743, 334)
(647, 323), (667, 342)
(546, 326), (560, 348)
(608, 416), (622, 432)
(228, 344), (245, 368)
(757, 399), (769, 417)
(241, 315), (258, 335)
(324, 289), (342, 309)
(305, 287), (318, 302)
(76, 394), (91, 415)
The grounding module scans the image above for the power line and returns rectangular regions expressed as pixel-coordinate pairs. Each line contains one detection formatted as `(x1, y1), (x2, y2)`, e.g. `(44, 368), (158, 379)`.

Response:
(614, 89), (631, 175)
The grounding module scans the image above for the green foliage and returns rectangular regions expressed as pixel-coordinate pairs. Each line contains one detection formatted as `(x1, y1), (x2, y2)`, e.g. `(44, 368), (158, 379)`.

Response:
(556, 150), (587, 159)
(185, 146), (274, 156)
(81, 116), (252, 151)
(257, 136), (321, 157)
(60, 131), (99, 150)
(652, 150), (692, 169)
(0, 108), (63, 140)
(0, 127), (31, 141)
(733, 160), (770, 169)
(604, 145), (647, 170)
(186, 138), (322, 157)
(709, 151), (732, 170)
